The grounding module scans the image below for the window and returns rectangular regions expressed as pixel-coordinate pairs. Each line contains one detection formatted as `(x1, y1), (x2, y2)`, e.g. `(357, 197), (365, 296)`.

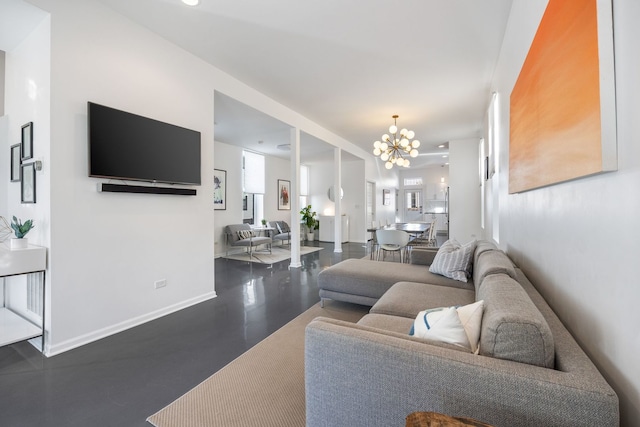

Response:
(243, 151), (265, 194)
(300, 165), (309, 196)
(403, 177), (423, 186)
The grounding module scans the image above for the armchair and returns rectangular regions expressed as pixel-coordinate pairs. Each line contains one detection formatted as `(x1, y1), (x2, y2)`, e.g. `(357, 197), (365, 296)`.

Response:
(225, 224), (272, 259)
(268, 221), (291, 248)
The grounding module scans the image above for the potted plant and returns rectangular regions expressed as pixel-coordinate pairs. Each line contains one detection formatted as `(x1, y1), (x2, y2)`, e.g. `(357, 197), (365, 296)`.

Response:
(300, 205), (317, 241)
(10, 216), (35, 250)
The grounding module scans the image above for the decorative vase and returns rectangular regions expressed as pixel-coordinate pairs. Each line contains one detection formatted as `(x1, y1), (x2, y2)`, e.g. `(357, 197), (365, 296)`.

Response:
(307, 232), (315, 242)
(10, 238), (28, 250)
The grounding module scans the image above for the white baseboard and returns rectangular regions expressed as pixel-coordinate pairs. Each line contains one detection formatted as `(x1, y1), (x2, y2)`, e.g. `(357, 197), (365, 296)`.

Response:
(45, 291), (217, 357)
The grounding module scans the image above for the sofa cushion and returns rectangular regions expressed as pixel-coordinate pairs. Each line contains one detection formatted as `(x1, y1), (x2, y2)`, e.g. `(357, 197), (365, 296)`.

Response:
(356, 314), (470, 353)
(473, 240), (498, 267)
(429, 239), (476, 282)
(318, 259), (474, 303)
(477, 273), (555, 368)
(370, 281), (474, 319)
(473, 249), (517, 289)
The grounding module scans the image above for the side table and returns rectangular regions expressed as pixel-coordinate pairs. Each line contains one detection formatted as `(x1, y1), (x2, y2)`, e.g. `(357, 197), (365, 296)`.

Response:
(0, 244), (47, 354)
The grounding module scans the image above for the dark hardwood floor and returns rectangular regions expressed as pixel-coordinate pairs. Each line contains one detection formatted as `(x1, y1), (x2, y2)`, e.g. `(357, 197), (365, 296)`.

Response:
(0, 241), (367, 427)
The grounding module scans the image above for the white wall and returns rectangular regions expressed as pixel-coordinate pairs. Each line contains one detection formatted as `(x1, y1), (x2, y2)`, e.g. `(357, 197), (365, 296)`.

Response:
(491, 1), (640, 425)
(33, 0), (217, 355)
(3, 15), (51, 335)
(307, 157), (366, 244)
(449, 138), (482, 242)
(213, 141), (243, 257)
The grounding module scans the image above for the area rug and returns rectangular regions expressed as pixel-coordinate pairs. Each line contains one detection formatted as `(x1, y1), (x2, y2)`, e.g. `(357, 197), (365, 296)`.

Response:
(222, 246), (322, 264)
(146, 301), (368, 427)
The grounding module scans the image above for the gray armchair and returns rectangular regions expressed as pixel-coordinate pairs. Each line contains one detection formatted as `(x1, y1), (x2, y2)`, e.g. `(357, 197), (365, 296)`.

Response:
(225, 224), (272, 259)
(268, 221), (291, 248)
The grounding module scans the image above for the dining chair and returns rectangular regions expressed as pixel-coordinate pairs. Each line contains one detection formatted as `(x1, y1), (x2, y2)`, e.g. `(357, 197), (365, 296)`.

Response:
(368, 220), (379, 259)
(375, 229), (410, 263)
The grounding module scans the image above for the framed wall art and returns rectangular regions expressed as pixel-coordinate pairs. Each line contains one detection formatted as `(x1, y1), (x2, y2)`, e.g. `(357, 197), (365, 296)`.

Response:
(21, 122), (33, 161)
(278, 179), (290, 210)
(21, 162), (36, 203)
(10, 144), (21, 182)
(509, 0), (617, 193)
(213, 169), (226, 210)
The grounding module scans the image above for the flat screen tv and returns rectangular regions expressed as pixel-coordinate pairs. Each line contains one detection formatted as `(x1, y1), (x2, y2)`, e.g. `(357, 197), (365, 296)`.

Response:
(88, 102), (201, 186)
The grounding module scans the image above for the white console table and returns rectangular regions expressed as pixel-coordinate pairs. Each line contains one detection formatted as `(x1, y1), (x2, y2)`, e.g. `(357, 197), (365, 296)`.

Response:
(0, 244), (47, 351)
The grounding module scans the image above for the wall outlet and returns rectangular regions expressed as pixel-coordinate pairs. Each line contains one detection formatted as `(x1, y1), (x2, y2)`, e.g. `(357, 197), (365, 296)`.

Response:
(154, 279), (167, 289)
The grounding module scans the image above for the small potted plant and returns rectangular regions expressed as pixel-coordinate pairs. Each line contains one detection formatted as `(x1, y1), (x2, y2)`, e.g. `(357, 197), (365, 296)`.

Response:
(10, 216), (35, 250)
(261, 219), (267, 226)
(300, 205), (317, 242)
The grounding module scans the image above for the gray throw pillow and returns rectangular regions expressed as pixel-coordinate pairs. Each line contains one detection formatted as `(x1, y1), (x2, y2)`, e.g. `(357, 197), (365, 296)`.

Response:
(429, 239), (476, 282)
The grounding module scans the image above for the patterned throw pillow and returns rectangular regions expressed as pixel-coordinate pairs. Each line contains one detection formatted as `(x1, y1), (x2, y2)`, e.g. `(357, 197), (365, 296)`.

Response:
(429, 239), (476, 282)
(237, 229), (256, 240)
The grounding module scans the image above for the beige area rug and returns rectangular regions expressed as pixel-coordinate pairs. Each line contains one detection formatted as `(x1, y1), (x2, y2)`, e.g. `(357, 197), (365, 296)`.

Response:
(223, 246), (322, 264)
(146, 301), (369, 427)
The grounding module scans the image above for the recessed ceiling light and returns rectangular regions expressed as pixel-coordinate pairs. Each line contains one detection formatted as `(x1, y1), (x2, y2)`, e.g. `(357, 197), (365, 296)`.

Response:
(182, 0), (199, 6)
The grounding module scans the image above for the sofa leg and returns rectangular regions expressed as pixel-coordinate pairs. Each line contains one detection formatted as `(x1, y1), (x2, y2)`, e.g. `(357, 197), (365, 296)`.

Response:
(320, 298), (325, 308)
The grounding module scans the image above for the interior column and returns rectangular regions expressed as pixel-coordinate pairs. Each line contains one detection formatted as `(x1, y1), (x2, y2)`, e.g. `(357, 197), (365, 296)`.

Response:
(334, 147), (342, 253)
(289, 127), (302, 268)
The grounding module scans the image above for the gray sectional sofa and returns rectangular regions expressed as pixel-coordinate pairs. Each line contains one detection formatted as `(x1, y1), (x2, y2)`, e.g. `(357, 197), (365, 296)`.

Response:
(306, 241), (618, 426)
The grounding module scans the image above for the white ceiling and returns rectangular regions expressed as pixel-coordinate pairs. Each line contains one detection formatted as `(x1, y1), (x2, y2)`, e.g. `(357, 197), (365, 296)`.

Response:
(31, 0), (515, 168)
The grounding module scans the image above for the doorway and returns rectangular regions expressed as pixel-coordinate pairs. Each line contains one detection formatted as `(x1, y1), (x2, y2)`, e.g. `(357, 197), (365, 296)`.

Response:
(403, 189), (423, 222)
(366, 181), (376, 226)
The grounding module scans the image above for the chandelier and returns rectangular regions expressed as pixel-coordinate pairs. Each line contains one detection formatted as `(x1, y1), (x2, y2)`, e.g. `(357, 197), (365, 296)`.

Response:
(372, 115), (420, 169)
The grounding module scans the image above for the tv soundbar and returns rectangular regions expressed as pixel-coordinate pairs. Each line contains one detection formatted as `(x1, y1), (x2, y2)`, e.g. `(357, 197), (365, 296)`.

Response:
(97, 183), (197, 196)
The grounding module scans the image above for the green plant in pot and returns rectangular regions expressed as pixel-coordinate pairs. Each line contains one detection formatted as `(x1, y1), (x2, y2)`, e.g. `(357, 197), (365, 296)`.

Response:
(300, 205), (317, 241)
(10, 216), (34, 249)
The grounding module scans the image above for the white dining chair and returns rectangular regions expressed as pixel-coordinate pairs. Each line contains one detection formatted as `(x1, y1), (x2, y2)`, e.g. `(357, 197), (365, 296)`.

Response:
(375, 229), (410, 263)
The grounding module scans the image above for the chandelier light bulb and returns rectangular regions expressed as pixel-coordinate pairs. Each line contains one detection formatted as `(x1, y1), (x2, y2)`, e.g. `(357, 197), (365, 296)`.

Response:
(372, 115), (419, 169)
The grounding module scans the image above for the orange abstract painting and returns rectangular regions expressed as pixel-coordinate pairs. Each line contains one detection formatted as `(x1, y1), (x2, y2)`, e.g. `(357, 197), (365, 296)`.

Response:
(509, 0), (613, 193)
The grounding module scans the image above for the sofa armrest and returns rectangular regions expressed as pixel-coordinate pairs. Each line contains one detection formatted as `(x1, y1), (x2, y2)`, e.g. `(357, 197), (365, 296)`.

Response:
(305, 318), (618, 427)
(410, 247), (438, 265)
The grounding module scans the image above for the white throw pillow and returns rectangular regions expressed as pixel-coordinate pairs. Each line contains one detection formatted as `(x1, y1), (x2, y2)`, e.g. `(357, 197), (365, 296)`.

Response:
(429, 239), (476, 282)
(410, 300), (485, 353)
(456, 300), (484, 353)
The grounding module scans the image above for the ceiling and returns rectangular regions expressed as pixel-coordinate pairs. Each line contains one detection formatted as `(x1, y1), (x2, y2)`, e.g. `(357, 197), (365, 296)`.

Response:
(103, 0), (514, 167)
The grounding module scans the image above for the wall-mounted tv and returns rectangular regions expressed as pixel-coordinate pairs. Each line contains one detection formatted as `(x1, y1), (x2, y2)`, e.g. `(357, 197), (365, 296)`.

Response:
(88, 102), (201, 186)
